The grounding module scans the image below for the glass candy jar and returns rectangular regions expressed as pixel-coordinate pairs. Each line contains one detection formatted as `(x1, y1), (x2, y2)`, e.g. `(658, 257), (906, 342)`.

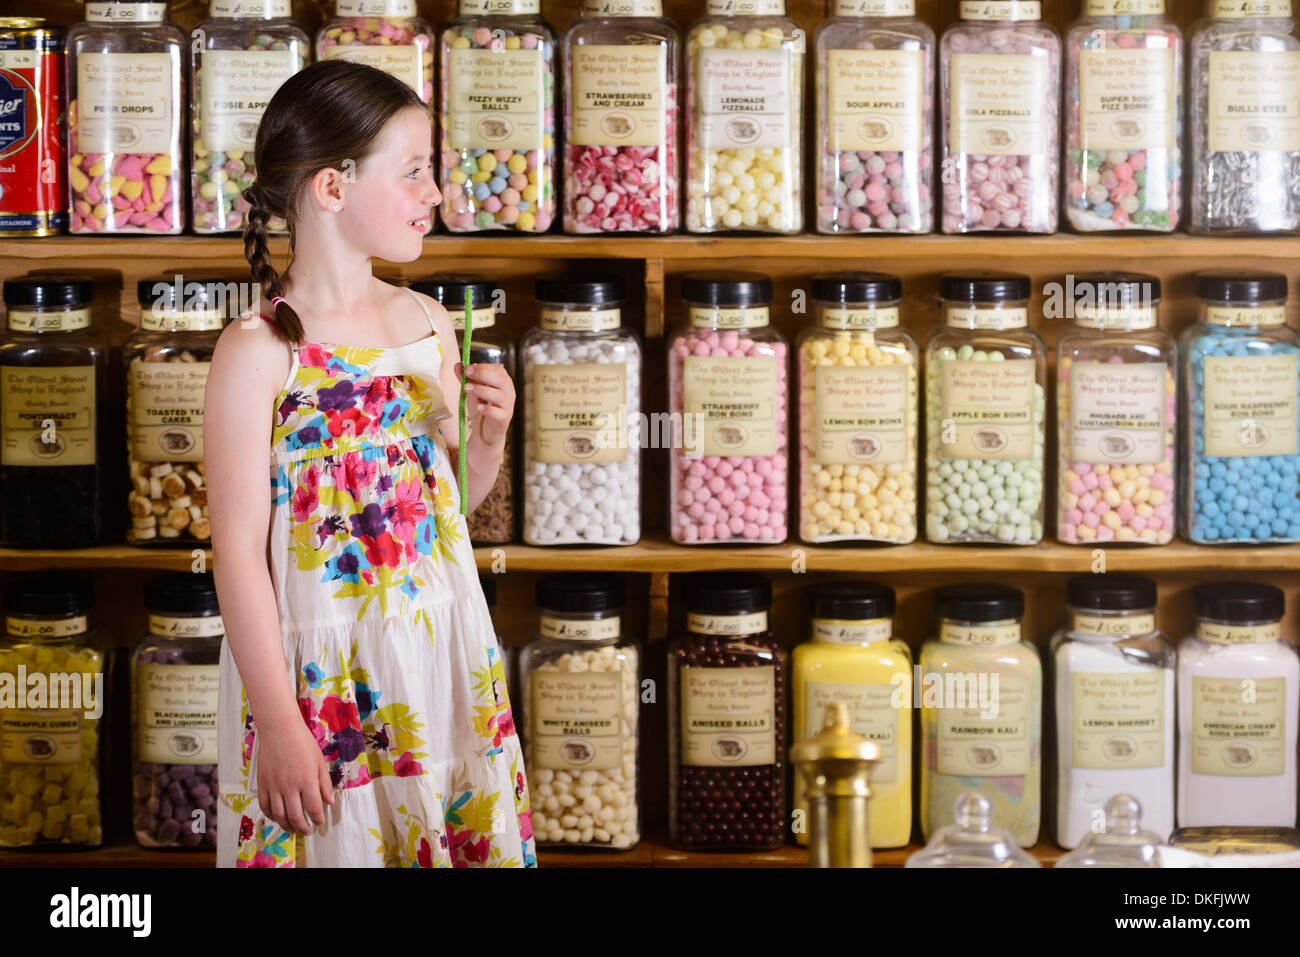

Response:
(316, 0), (434, 103)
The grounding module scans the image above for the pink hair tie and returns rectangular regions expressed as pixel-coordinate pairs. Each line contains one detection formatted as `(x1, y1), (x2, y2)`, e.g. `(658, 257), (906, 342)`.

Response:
(271, 296), (286, 308)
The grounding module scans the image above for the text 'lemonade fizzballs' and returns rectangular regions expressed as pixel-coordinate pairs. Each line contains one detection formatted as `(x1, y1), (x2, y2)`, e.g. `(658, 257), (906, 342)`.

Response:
(522, 278), (641, 546)
(1064, 0), (1183, 232)
(798, 273), (918, 544)
(926, 272), (1045, 544)
(814, 0), (934, 233)
(67, 2), (186, 234)
(669, 273), (789, 544)
(316, 0), (434, 103)
(190, 1), (307, 234)
(1189, 0), (1300, 234)
(521, 575), (641, 849)
(685, 0), (805, 234)
(939, 0), (1060, 234)
(1056, 273), (1176, 545)
(1181, 271), (1300, 543)
(562, 0), (679, 234)
(440, 0), (557, 232)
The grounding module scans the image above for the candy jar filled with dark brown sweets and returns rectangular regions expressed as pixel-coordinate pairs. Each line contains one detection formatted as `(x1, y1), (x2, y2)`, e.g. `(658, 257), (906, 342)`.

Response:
(668, 571), (785, 849)
(131, 573), (221, 849)
(0, 274), (107, 547)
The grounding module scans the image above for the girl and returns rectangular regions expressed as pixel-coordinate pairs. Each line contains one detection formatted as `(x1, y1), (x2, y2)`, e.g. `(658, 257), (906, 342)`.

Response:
(204, 59), (535, 868)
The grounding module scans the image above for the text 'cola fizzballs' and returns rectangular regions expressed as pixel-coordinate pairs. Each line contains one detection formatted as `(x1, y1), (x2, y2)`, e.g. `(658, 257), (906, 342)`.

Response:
(797, 273), (918, 544)
(1181, 272), (1300, 543)
(925, 273), (1045, 544)
(815, 0), (934, 234)
(939, 0), (1060, 234)
(1188, 0), (1300, 234)
(562, 0), (680, 234)
(685, 0), (805, 234)
(669, 273), (789, 544)
(1064, 0), (1183, 232)
(1056, 273), (1176, 545)
(522, 279), (641, 546)
(316, 0), (434, 103)
(440, 0), (557, 232)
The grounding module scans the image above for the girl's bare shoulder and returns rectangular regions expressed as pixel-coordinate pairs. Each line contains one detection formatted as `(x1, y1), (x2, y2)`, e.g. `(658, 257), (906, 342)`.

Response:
(210, 311), (292, 391)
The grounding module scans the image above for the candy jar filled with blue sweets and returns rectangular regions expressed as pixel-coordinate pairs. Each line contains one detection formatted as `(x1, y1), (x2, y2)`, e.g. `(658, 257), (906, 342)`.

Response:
(1182, 271), (1300, 543)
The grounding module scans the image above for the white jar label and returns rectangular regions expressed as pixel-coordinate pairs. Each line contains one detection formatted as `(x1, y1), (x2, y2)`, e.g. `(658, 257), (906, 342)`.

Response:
(682, 355), (779, 457)
(338, 0), (418, 15)
(140, 308), (224, 332)
(533, 362), (628, 464)
(1071, 671), (1165, 770)
(138, 664), (219, 765)
(459, 0), (542, 12)
(539, 615), (621, 640)
(0, 710), (81, 764)
(452, 306), (496, 331)
(811, 617), (893, 643)
(446, 49), (543, 149)
(147, 614), (226, 638)
(211, 0), (294, 16)
(959, 0), (1042, 19)
(1071, 612), (1156, 636)
(687, 611), (769, 634)
(945, 305), (1028, 330)
(1211, 0), (1291, 15)
(828, 49), (923, 153)
(130, 360), (212, 464)
(530, 670), (623, 770)
(1, 366), (96, 467)
(539, 307), (621, 332)
(834, 0), (916, 15)
(323, 44), (422, 98)
(688, 305), (770, 328)
(681, 665), (776, 767)
(581, 0), (665, 15)
(806, 680), (900, 782)
(1083, 0), (1164, 12)
(571, 45), (666, 148)
(939, 622), (1021, 645)
(705, 0), (786, 14)
(1199, 622), (1282, 644)
(200, 50), (298, 152)
(819, 306), (900, 330)
(939, 358), (1036, 460)
(86, 2), (168, 20)
(1203, 354), (1298, 458)
(950, 53), (1045, 156)
(1192, 675), (1286, 776)
(1068, 361), (1166, 466)
(1079, 48), (1175, 152)
(1205, 306), (1287, 327)
(1208, 51), (1300, 153)
(815, 363), (909, 465)
(1073, 304), (1158, 330)
(75, 53), (175, 155)
(6, 308), (92, 333)
(696, 48), (792, 150)
(6, 616), (88, 638)
(936, 676), (1029, 775)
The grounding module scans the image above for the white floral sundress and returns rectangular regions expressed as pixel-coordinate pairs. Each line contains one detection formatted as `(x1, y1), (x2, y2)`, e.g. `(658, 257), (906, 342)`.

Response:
(216, 287), (536, 867)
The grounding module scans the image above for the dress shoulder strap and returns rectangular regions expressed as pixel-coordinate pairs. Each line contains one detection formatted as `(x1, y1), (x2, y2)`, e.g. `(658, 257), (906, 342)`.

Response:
(404, 285), (439, 335)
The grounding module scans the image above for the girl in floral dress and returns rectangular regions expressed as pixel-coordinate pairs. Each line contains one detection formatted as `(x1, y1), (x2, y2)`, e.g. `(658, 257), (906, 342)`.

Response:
(204, 60), (534, 867)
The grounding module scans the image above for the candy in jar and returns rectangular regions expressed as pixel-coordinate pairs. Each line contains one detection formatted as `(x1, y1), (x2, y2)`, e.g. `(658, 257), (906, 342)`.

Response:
(66, 1), (186, 234)
(684, 0), (805, 233)
(939, 0), (1059, 233)
(562, 0), (679, 234)
(1064, 0), (1183, 232)
(439, 0), (557, 232)
(1189, 0), (1300, 234)
(0, 17), (68, 236)
(316, 0), (434, 103)
(815, 0), (934, 233)
(798, 272), (917, 544)
(1056, 273), (1175, 545)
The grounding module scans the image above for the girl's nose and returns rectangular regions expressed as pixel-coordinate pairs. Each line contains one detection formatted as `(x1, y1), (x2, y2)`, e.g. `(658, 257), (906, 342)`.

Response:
(423, 170), (442, 207)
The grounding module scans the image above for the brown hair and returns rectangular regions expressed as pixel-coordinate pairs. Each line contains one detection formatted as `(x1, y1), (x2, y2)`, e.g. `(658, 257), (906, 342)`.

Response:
(243, 59), (428, 342)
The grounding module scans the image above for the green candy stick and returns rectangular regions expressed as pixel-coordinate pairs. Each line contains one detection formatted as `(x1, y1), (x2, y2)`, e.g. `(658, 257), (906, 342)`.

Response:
(459, 288), (472, 515)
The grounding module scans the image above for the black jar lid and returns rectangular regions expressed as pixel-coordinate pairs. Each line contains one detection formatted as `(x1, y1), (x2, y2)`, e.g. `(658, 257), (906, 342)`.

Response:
(1067, 574), (1157, 611)
(5, 573), (93, 617)
(412, 275), (497, 310)
(682, 572), (771, 615)
(536, 574), (625, 613)
(1070, 272), (1161, 306)
(480, 573), (496, 607)
(1195, 582), (1284, 623)
(935, 584), (1023, 622)
(534, 277), (625, 305)
(681, 272), (773, 308)
(939, 272), (1032, 303)
(4, 273), (94, 309)
(139, 277), (239, 313)
(145, 572), (221, 616)
(811, 272), (902, 304)
(809, 581), (895, 621)
(1195, 271), (1288, 304)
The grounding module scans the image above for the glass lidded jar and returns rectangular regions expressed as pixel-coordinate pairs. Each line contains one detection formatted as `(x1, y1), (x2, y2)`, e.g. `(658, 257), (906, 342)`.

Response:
(815, 0), (934, 234)
(0, 574), (104, 848)
(1056, 273), (1176, 545)
(684, 0), (805, 234)
(798, 272), (917, 544)
(131, 572), (222, 848)
(520, 574), (640, 849)
(521, 278), (641, 546)
(0, 274), (108, 548)
(439, 0), (558, 233)
(414, 275), (515, 545)
(67, 0), (186, 234)
(1181, 271), (1300, 543)
(925, 272), (1046, 544)
(316, 0), (434, 103)
(190, 0), (308, 234)
(669, 273), (789, 544)
(669, 572), (785, 849)
(562, 0), (680, 234)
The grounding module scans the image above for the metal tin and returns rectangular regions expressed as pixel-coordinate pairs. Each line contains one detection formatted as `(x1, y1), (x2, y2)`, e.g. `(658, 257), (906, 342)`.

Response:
(0, 18), (67, 236)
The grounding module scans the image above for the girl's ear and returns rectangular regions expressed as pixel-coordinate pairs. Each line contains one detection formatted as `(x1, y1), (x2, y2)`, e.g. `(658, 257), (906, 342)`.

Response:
(308, 166), (347, 214)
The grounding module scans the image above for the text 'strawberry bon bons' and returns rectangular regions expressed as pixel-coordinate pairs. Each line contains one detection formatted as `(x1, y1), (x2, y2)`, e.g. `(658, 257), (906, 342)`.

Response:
(67, 2), (186, 234)
(939, 0), (1059, 234)
(669, 273), (789, 544)
(798, 273), (918, 544)
(440, 0), (557, 233)
(316, 0), (434, 104)
(926, 272), (1046, 544)
(0, 19), (68, 236)
(190, 1), (307, 234)
(685, 0), (805, 233)
(815, 0), (934, 234)
(562, 0), (679, 234)
(1189, 0), (1300, 234)
(1056, 273), (1175, 545)
(1181, 272), (1300, 543)
(1065, 0), (1182, 232)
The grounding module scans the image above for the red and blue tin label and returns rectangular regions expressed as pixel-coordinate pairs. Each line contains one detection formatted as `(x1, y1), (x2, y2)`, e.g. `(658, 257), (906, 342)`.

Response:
(0, 21), (67, 236)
